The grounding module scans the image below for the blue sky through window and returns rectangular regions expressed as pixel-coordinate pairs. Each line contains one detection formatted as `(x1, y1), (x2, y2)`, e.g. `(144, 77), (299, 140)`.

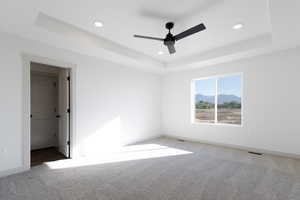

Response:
(195, 75), (241, 97)
(218, 75), (241, 97)
(195, 78), (216, 96)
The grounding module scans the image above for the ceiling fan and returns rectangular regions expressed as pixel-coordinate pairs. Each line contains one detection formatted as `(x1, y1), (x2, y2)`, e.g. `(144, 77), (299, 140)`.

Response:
(134, 22), (206, 54)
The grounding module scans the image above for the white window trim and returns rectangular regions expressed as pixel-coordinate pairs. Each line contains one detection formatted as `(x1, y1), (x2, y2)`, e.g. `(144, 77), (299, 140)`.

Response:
(191, 73), (243, 127)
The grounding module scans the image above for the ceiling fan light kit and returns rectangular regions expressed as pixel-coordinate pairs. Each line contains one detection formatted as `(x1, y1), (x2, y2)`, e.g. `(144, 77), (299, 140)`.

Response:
(134, 22), (206, 54)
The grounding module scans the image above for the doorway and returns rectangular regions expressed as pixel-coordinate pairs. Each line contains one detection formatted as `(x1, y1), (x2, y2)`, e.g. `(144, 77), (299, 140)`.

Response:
(30, 62), (71, 166)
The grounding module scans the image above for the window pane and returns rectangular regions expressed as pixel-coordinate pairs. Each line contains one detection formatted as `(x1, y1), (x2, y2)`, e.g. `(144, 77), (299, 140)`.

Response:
(217, 75), (242, 125)
(195, 78), (216, 123)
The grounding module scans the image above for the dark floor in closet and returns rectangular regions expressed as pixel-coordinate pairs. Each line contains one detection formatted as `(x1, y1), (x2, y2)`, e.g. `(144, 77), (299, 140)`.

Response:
(31, 147), (67, 167)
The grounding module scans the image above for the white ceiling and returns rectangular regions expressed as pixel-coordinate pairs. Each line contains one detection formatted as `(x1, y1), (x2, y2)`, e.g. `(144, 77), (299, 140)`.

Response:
(0, 0), (299, 72)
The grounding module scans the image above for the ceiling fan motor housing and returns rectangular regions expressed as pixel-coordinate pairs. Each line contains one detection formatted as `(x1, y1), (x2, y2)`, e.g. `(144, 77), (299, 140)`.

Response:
(164, 22), (175, 47)
(164, 33), (175, 46)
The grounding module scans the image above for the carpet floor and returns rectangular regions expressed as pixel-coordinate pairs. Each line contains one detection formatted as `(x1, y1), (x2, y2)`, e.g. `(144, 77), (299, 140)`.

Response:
(1, 137), (300, 200)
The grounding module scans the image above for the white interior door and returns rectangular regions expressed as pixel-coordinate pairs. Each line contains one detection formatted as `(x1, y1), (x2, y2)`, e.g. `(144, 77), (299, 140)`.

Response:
(31, 73), (58, 150)
(58, 69), (70, 157)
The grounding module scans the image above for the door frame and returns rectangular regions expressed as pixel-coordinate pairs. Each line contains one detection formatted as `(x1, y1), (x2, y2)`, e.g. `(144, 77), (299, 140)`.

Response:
(22, 54), (77, 170)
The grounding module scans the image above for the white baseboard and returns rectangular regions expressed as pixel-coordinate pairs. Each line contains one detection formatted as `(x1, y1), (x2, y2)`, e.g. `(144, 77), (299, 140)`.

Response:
(0, 167), (28, 179)
(163, 134), (300, 160)
(127, 133), (164, 146)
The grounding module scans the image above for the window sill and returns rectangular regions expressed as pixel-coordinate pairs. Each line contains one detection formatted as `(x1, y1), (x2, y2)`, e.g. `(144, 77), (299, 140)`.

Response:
(191, 122), (243, 127)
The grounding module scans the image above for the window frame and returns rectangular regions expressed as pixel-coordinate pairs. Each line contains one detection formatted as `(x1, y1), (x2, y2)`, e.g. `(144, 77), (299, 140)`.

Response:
(191, 73), (243, 127)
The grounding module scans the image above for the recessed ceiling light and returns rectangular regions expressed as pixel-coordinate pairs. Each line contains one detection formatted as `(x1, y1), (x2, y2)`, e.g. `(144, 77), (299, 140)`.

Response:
(232, 23), (243, 30)
(94, 21), (103, 28)
(158, 51), (164, 55)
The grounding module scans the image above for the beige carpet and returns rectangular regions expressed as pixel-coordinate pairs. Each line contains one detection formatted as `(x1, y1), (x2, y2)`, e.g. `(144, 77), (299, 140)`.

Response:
(1, 137), (300, 200)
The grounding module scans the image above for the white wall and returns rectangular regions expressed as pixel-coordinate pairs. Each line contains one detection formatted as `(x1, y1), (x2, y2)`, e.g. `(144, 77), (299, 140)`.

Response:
(0, 32), (161, 176)
(162, 47), (300, 156)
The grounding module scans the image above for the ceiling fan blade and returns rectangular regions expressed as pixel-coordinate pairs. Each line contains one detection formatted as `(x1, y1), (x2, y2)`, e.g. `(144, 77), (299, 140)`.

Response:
(167, 44), (176, 54)
(134, 35), (164, 41)
(174, 23), (206, 41)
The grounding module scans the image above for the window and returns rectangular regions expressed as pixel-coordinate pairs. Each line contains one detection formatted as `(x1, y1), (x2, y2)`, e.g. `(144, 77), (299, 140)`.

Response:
(192, 74), (242, 125)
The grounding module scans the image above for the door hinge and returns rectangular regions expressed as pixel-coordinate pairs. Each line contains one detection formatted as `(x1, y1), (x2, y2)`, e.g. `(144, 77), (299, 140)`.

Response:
(67, 108), (71, 113)
(67, 76), (70, 81)
(67, 141), (70, 146)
